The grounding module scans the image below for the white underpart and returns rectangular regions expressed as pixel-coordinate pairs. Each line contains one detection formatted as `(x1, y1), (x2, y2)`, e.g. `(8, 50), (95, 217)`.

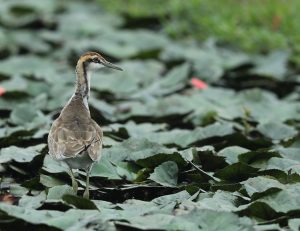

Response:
(66, 62), (103, 110)
(66, 93), (75, 107)
(88, 62), (103, 71)
(83, 62), (104, 109)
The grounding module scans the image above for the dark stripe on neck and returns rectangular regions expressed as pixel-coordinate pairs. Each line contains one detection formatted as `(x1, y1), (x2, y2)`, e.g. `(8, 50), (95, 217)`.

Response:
(82, 61), (89, 99)
(75, 61), (89, 99)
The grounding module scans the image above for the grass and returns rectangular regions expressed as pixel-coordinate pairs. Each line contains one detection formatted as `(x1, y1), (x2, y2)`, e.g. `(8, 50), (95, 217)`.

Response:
(99, 0), (300, 63)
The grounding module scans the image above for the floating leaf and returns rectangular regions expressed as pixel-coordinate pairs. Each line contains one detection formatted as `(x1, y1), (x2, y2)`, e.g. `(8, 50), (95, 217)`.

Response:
(218, 146), (250, 164)
(91, 157), (122, 180)
(0, 144), (45, 164)
(47, 185), (74, 200)
(194, 190), (239, 212)
(241, 176), (284, 198)
(257, 122), (298, 141)
(251, 51), (290, 80)
(19, 191), (46, 209)
(149, 161), (178, 187)
(62, 195), (98, 210)
(258, 183), (300, 213)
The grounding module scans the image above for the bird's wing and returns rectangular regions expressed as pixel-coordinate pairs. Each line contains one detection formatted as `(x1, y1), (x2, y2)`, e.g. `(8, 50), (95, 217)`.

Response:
(48, 119), (103, 161)
(88, 119), (103, 161)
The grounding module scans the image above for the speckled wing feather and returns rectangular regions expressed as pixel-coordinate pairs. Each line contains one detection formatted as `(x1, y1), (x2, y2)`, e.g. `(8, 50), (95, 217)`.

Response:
(48, 118), (103, 161)
(88, 120), (103, 161)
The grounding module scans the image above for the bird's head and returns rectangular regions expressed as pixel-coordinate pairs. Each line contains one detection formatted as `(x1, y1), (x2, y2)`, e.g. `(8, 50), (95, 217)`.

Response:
(77, 51), (123, 71)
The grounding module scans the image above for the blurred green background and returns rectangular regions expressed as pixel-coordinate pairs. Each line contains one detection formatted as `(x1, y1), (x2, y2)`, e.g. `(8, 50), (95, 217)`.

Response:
(101, 0), (300, 64)
(0, 0), (300, 230)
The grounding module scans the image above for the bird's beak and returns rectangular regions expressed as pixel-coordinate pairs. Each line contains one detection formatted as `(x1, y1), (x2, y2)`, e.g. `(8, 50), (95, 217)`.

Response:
(102, 60), (123, 71)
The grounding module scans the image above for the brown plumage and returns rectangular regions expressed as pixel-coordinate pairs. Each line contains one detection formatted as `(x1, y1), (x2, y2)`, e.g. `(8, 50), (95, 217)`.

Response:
(48, 51), (122, 198)
(48, 96), (102, 163)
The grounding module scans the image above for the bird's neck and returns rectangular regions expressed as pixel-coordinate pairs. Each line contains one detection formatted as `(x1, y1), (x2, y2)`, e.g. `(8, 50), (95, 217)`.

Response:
(74, 61), (90, 109)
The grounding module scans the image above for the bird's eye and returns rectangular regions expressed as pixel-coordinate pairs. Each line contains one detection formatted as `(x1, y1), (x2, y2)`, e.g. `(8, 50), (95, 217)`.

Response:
(92, 58), (98, 63)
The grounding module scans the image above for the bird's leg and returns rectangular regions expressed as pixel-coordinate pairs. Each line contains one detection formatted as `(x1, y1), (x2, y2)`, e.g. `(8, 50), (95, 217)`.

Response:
(83, 165), (92, 199)
(68, 168), (78, 195)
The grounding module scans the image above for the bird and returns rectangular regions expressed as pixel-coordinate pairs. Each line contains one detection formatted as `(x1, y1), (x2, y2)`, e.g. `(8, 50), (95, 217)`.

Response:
(48, 51), (122, 199)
